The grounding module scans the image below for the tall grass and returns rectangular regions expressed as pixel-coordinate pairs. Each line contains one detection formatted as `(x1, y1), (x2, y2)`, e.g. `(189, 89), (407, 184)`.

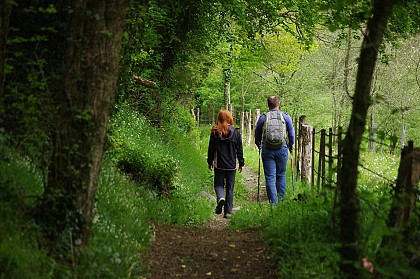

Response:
(1, 105), (415, 278)
(0, 103), (216, 277)
(228, 141), (409, 278)
(0, 145), (54, 278)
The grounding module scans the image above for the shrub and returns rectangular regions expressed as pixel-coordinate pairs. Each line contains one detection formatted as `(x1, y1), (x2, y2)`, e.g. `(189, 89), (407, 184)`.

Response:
(0, 146), (54, 278)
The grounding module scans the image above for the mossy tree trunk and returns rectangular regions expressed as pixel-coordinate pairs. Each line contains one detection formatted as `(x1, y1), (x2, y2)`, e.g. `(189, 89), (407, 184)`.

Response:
(339, 0), (395, 277)
(37, 0), (126, 249)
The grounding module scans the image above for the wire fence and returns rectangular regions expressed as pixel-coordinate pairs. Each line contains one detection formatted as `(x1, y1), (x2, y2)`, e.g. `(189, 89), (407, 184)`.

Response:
(195, 108), (412, 191)
(295, 122), (403, 190)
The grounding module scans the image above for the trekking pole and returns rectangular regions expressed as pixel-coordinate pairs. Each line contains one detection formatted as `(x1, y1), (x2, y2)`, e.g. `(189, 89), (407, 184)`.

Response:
(257, 148), (261, 202)
(290, 153), (295, 192)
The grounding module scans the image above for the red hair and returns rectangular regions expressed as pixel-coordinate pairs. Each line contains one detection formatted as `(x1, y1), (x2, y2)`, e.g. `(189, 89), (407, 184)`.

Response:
(211, 109), (233, 137)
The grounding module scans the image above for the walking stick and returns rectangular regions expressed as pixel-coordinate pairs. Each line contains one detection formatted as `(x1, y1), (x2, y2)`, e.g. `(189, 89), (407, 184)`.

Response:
(257, 148), (261, 202)
(290, 153), (295, 192)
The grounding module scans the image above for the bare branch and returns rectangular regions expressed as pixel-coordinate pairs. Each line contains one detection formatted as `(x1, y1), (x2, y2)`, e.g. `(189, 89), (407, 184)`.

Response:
(133, 75), (157, 89)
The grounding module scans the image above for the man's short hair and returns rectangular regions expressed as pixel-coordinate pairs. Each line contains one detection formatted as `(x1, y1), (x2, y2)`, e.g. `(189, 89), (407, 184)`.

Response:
(267, 96), (280, 109)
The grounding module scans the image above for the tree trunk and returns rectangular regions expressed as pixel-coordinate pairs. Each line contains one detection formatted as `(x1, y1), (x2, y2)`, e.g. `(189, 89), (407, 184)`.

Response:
(191, 106), (196, 121)
(401, 112), (406, 149)
(253, 109), (260, 147)
(0, 0), (12, 110)
(223, 43), (233, 110)
(245, 110), (251, 147)
(339, 0), (395, 277)
(240, 111), (245, 141)
(224, 80), (230, 109)
(209, 105), (215, 124)
(37, 0), (126, 249)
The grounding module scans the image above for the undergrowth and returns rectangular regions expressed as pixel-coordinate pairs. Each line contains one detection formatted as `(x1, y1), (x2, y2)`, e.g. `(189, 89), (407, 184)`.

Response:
(0, 104), (215, 278)
(1, 107), (417, 278)
(0, 143), (53, 278)
(228, 142), (417, 278)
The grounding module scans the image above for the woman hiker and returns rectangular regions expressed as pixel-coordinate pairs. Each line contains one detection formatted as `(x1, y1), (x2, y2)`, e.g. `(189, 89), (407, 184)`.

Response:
(207, 109), (245, 219)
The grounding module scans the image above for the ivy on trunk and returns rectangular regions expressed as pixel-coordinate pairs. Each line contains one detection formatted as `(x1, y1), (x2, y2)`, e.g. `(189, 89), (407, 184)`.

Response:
(36, 0), (126, 251)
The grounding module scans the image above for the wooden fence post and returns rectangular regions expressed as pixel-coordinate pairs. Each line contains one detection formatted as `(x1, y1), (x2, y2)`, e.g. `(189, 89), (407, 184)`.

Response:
(297, 115), (306, 179)
(328, 127), (333, 184)
(379, 141), (420, 262)
(301, 124), (313, 183)
(244, 110), (250, 146)
(191, 107), (196, 123)
(317, 129), (326, 190)
(311, 127), (316, 187)
(321, 129), (326, 190)
(337, 126), (343, 189)
(294, 116), (299, 178)
(388, 141), (419, 228)
(332, 126), (343, 232)
(240, 111), (245, 141)
(247, 109), (252, 147)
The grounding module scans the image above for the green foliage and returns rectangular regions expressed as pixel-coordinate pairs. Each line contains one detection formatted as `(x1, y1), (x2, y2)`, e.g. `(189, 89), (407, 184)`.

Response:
(374, 36), (420, 144)
(388, 1), (420, 37)
(3, 2), (66, 160)
(158, 100), (197, 135)
(374, 205), (420, 278)
(0, 233), (53, 279)
(118, 0), (229, 120)
(228, 145), (419, 278)
(74, 158), (153, 278)
(108, 102), (213, 225)
(108, 102), (179, 196)
(231, 189), (341, 278)
(0, 104), (216, 277)
(118, 0), (331, 126)
(2, 0), (420, 277)
(263, 196), (340, 278)
(0, 146), (54, 278)
(358, 152), (399, 188)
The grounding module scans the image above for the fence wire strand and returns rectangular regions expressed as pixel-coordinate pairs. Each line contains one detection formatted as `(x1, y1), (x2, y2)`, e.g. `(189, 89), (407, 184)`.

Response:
(357, 163), (396, 184)
(306, 132), (398, 188)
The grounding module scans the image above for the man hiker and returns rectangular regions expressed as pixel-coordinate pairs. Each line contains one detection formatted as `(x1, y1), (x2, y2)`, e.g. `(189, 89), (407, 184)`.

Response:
(207, 109), (244, 219)
(254, 96), (295, 205)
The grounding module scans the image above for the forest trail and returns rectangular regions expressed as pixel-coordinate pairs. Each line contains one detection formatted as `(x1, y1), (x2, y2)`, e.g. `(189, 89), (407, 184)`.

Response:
(141, 166), (277, 278)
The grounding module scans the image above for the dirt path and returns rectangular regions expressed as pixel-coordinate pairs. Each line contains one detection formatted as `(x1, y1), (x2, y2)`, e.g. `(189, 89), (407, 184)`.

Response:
(141, 166), (276, 278)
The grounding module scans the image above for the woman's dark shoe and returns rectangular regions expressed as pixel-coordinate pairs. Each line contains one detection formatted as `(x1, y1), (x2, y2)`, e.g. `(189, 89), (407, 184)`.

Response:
(215, 198), (225, 214)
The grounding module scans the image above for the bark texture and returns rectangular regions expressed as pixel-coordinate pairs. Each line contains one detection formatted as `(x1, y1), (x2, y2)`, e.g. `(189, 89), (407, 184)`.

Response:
(38, 0), (126, 248)
(0, 0), (12, 109)
(339, 0), (395, 277)
(300, 124), (312, 183)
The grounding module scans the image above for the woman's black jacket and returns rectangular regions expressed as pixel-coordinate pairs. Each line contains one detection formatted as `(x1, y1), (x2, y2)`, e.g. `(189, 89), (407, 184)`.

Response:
(207, 125), (245, 170)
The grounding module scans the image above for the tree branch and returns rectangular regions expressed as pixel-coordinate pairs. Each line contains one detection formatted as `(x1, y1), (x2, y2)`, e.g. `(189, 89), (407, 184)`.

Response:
(133, 75), (158, 89)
